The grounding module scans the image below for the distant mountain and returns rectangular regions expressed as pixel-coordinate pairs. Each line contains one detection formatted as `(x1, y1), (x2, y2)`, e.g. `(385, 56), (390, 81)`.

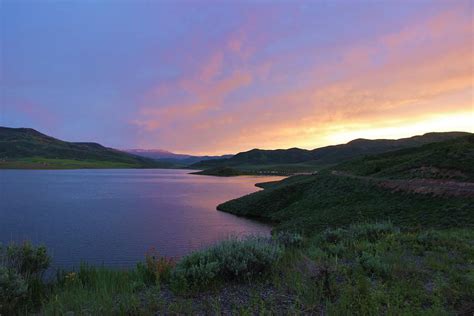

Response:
(126, 149), (193, 160)
(191, 132), (471, 170)
(0, 127), (174, 169)
(126, 149), (233, 165)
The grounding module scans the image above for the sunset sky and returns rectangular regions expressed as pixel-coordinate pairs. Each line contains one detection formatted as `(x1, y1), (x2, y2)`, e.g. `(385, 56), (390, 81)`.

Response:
(1, 0), (473, 155)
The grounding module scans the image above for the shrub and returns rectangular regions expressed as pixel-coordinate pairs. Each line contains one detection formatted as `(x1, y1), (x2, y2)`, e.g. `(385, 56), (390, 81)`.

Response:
(171, 253), (219, 292)
(0, 242), (51, 313)
(137, 248), (176, 286)
(326, 243), (347, 257)
(322, 228), (348, 244)
(0, 266), (28, 314)
(358, 251), (392, 278)
(414, 230), (445, 250)
(349, 222), (399, 242)
(1, 242), (50, 278)
(273, 231), (303, 248)
(171, 236), (283, 293)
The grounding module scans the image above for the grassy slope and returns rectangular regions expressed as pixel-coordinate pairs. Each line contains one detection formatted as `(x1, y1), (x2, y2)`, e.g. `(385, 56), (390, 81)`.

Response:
(218, 171), (474, 232)
(0, 127), (174, 169)
(278, 224), (474, 315)
(192, 163), (326, 177)
(336, 134), (474, 181)
(191, 166), (247, 176)
(218, 135), (474, 231)
(0, 158), (143, 169)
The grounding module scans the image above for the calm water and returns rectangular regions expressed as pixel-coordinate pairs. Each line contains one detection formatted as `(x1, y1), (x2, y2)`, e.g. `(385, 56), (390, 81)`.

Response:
(0, 169), (283, 268)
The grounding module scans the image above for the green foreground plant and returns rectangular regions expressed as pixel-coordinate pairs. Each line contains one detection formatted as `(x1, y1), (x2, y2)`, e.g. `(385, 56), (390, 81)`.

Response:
(2, 223), (473, 315)
(0, 241), (50, 314)
(170, 236), (283, 294)
(274, 222), (474, 315)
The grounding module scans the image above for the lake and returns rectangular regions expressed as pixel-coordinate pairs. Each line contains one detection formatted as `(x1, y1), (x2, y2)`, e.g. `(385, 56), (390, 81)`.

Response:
(0, 169), (283, 268)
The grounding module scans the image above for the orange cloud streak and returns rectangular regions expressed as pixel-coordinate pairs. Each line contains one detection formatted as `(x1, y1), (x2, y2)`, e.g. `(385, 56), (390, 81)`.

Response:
(132, 3), (473, 155)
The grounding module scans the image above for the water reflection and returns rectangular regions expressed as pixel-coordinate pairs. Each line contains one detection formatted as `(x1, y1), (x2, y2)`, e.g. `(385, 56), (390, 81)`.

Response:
(0, 169), (284, 268)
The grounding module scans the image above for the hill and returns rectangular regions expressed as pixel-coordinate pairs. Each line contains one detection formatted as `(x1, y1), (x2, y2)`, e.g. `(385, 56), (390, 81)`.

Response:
(191, 132), (471, 173)
(191, 166), (246, 177)
(335, 134), (474, 181)
(126, 148), (233, 165)
(6, 129), (474, 314)
(217, 135), (474, 232)
(0, 127), (174, 169)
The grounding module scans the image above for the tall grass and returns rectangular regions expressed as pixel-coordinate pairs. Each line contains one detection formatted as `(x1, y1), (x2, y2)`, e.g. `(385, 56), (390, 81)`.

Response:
(42, 264), (144, 315)
(3, 224), (473, 314)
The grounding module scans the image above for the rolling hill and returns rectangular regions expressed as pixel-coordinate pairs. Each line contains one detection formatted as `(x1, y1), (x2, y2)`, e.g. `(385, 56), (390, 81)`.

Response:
(0, 127), (174, 169)
(191, 132), (471, 172)
(336, 134), (474, 181)
(126, 149), (233, 165)
(217, 134), (474, 232)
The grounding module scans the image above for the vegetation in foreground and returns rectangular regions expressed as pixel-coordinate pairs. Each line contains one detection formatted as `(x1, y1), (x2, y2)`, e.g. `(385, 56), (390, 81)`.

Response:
(2, 223), (473, 315)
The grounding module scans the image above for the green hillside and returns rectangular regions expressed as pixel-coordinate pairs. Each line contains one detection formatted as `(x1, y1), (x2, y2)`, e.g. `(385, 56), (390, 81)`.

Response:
(218, 171), (474, 232)
(336, 134), (474, 181)
(191, 166), (246, 176)
(217, 136), (474, 232)
(192, 132), (471, 173)
(0, 127), (174, 169)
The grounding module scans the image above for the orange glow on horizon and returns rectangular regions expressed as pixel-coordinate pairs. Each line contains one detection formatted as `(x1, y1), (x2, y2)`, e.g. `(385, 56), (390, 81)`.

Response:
(130, 2), (473, 156)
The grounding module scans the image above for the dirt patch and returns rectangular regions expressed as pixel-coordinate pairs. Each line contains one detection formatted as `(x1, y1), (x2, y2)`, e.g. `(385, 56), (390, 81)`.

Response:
(143, 283), (299, 315)
(408, 166), (467, 181)
(331, 170), (474, 197)
(378, 179), (474, 197)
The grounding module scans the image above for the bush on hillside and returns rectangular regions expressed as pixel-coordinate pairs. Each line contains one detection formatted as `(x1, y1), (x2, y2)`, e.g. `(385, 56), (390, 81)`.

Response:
(273, 231), (303, 247)
(348, 222), (399, 242)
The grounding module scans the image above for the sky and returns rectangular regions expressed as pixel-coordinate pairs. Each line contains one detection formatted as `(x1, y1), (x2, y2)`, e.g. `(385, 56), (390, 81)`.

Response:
(1, 0), (473, 155)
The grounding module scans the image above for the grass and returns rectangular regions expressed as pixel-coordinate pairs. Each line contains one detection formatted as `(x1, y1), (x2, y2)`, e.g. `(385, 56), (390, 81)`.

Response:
(42, 265), (144, 315)
(3, 223), (473, 315)
(191, 166), (247, 176)
(0, 127), (176, 169)
(218, 171), (474, 232)
(278, 224), (474, 315)
(336, 134), (474, 181)
(192, 162), (331, 176)
(0, 157), (140, 169)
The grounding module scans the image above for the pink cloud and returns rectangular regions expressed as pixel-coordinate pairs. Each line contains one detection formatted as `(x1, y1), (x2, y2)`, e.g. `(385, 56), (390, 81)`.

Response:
(132, 3), (473, 155)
